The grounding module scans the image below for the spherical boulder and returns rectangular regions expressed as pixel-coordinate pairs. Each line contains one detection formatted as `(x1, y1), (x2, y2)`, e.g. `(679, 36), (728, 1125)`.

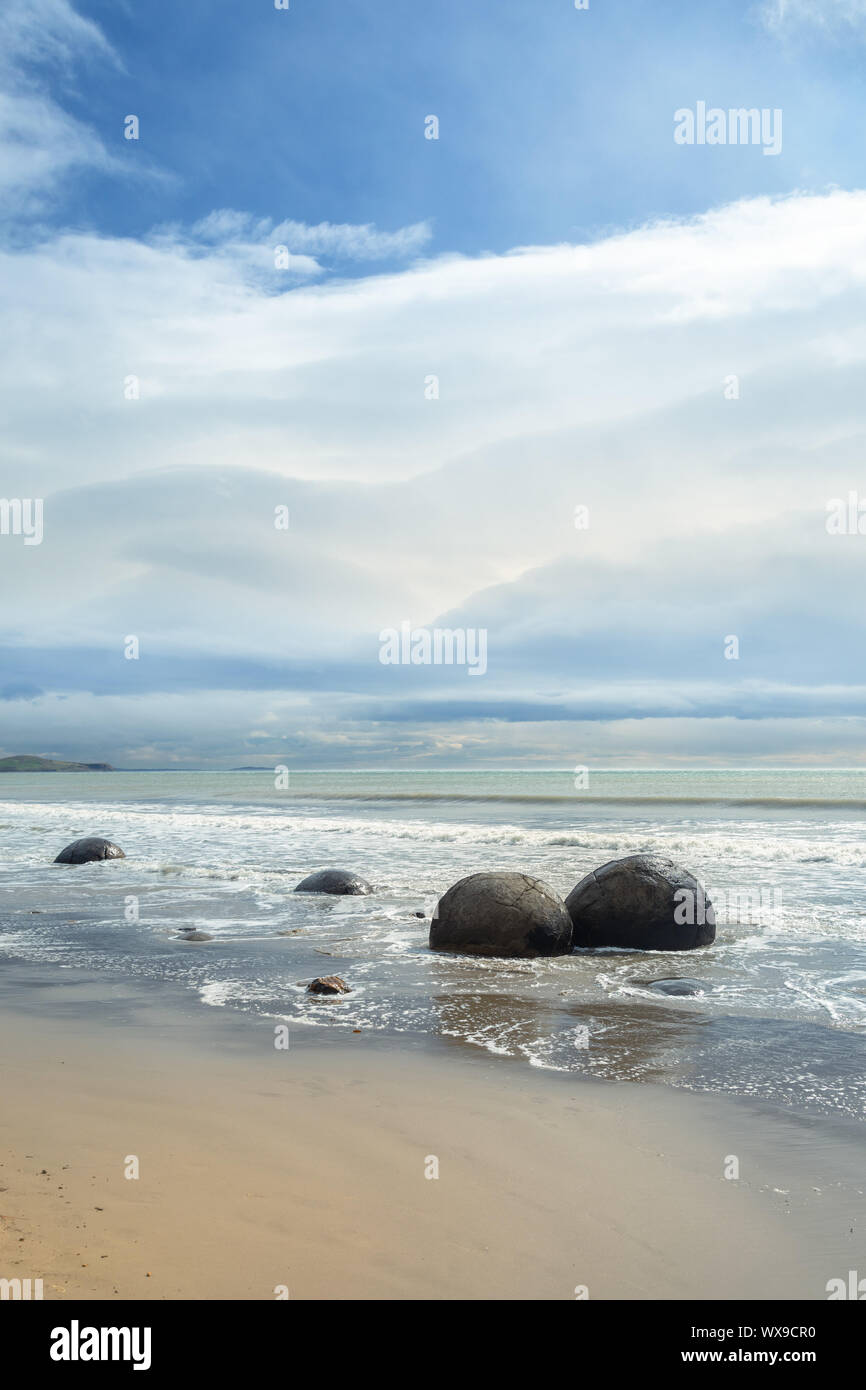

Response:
(54, 837), (125, 865)
(566, 854), (715, 951)
(429, 871), (573, 958)
(294, 869), (372, 896)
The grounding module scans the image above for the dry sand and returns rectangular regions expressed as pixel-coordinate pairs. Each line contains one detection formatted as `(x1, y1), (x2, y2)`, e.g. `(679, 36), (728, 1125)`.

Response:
(0, 965), (861, 1300)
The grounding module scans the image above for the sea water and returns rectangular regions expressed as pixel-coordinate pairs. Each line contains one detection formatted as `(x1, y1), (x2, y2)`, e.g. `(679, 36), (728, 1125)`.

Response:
(1, 768), (865, 1117)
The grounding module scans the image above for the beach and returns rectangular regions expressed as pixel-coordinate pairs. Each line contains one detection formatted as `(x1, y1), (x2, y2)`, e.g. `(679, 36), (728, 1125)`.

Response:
(2, 769), (866, 1112)
(2, 959), (863, 1301)
(1, 768), (865, 1300)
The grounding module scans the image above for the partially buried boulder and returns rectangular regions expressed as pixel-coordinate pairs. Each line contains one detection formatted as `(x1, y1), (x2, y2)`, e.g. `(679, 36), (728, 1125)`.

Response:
(639, 977), (706, 996)
(294, 869), (371, 896)
(566, 854), (715, 951)
(54, 837), (125, 865)
(429, 871), (573, 958)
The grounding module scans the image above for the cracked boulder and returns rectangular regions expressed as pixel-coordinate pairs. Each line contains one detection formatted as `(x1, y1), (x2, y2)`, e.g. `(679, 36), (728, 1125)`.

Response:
(429, 871), (573, 958)
(566, 854), (715, 951)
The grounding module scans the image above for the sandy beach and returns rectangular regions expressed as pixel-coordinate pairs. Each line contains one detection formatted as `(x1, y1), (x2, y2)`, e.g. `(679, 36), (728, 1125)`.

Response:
(4, 0), (866, 1335)
(0, 960), (861, 1301)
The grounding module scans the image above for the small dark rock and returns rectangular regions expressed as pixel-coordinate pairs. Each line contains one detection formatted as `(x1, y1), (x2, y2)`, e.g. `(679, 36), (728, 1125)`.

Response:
(178, 931), (213, 942)
(54, 837), (125, 865)
(413, 910), (425, 918)
(307, 975), (351, 995)
(294, 869), (372, 896)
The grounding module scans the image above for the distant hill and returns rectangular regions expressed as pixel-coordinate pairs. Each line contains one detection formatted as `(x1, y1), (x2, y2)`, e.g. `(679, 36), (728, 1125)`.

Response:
(0, 755), (114, 772)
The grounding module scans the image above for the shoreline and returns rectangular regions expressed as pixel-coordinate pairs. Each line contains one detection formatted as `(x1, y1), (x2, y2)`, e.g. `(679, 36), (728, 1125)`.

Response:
(0, 957), (863, 1300)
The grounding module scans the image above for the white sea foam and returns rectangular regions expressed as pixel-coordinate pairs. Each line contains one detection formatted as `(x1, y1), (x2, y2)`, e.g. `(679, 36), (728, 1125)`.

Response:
(1, 776), (866, 1115)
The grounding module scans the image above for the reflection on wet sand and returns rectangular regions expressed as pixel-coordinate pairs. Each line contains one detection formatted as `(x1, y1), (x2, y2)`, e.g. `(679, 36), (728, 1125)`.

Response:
(429, 959), (711, 1082)
(428, 956), (866, 1119)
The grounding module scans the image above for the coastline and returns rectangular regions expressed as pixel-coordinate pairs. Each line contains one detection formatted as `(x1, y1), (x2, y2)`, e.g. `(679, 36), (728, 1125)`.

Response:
(1, 958), (862, 1301)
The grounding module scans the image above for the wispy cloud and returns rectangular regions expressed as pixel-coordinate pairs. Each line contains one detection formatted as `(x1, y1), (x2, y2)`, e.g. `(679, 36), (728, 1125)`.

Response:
(146, 210), (435, 285)
(189, 210), (432, 260)
(270, 218), (433, 262)
(760, 0), (866, 33)
(0, 0), (123, 212)
(0, 0), (116, 70)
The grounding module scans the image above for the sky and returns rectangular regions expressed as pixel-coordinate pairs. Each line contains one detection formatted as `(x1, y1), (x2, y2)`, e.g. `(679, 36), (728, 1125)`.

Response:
(1, 0), (866, 768)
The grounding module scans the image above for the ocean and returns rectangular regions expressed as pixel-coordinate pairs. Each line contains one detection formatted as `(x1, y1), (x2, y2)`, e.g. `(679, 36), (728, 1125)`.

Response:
(2, 767), (866, 1119)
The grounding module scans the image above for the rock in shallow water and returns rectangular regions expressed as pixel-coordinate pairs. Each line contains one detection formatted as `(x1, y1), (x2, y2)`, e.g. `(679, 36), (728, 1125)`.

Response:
(639, 977), (706, 996)
(294, 869), (372, 896)
(567, 853), (715, 951)
(430, 871), (573, 958)
(54, 837), (125, 865)
(178, 930), (213, 942)
(308, 975), (351, 994)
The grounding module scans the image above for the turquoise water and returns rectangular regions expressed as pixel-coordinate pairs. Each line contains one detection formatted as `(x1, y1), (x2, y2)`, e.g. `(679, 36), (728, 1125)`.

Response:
(1, 768), (865, 1117)
(1, 767), (865, 805)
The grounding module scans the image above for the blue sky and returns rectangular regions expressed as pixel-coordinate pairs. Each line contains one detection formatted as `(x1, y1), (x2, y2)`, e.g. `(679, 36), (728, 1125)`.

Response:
(40, 0), (866, 253)
(2, 0), (866, 767)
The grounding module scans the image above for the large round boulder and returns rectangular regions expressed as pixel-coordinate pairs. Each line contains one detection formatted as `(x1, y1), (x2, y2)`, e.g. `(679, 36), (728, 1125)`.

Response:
(429, 871), (573, 958)
(294, 869), (372, 896)
(566, 854), (715, 951)
(54, 837), (125, 865)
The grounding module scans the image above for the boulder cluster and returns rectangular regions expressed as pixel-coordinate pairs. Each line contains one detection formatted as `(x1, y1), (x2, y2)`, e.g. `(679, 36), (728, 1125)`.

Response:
(52, 837), (715, 956)
(431, 855), (715, 956)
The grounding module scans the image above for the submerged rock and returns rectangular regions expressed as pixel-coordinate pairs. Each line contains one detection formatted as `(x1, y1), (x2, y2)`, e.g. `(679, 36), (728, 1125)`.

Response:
(54, 837), (125, 865)
(178, 930), (213, 942)
(294, 869), (372, 896)
(430, 871), (573, 958)
(639, 977), (705, 996)
(567, 854), (715, 951)
(307, 975), (351, 995)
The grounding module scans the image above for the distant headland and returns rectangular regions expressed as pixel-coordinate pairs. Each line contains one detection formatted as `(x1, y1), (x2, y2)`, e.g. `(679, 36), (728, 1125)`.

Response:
(0, 756), (114, 772)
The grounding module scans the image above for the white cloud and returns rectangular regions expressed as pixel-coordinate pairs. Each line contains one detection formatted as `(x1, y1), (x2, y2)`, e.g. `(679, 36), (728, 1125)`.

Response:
(150, 210), (435, 286)
(0, 0), (115, 70)
(188, 210), (432, 261)
(270, 218), (433, 261)
(0, 89), (115, 203)
(0, 0), (121, 210)
(760, 0), (866, 32)
(4, 188), (866, 761)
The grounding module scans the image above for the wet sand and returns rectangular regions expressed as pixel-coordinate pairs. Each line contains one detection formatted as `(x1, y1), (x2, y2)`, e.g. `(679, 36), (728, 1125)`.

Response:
(0, 962), (862, 1300)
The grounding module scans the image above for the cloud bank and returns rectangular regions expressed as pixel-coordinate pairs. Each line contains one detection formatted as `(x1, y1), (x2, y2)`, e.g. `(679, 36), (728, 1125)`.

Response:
(1, 1), (864, 766)
(2, 186), (866, 764)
